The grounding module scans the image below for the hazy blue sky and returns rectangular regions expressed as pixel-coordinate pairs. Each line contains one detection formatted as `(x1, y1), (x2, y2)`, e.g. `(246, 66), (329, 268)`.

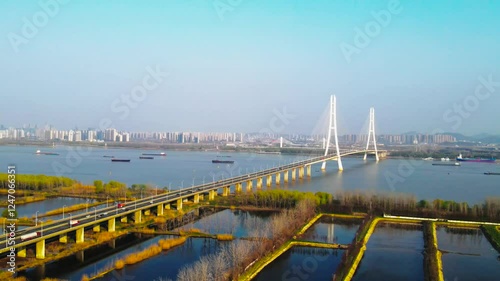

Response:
(1, 0), (499, 135)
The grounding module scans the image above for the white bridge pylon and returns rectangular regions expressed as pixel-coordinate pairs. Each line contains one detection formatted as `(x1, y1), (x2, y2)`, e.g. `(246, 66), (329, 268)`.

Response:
(321, 95), (343, 171)
(364, 107), (379, 162)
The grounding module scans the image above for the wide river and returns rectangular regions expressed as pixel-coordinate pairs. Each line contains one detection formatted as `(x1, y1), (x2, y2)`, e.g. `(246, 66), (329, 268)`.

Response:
(1, 145), (499, 204)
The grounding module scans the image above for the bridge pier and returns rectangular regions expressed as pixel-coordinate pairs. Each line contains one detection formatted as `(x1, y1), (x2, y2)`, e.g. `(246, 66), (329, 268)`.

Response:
(134, 210), (142, 224)
(266, 175), (272, 187)
(76, 227), (85, 243)
(199, 194), (204, 201)
(284, 170), (289, 183)
(93, 224), (101, 232)
(292, 169), (296, 181)
(59, 233), (68, 243)
(36, 239), (45, 259)
(275, 173), (281, 185)
(176, 198), (183, 210)
(246, 180), (253, 192)
(257, 178), (263, 189)
(222, 186), (230, 196)
(306, 165), (311, 177)
(165, 203), (171, 210)
(108, 218), (115, 232)
(209, 190), (216, 200)
(235, 183), (242, 193)
(299, 167), (304, 179)
(157, 203), (164, 216)
(144, 209), (151, 216)
(193, 194), (200, 203)
(17, 246), (26, 258)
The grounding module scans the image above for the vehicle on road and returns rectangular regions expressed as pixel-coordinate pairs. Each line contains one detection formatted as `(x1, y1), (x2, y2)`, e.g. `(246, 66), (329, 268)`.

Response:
(21, 232), (41, 241)
(69, 220), (80, 226)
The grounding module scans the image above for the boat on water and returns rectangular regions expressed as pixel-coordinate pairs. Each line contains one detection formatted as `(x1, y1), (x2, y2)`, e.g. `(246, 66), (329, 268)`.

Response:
(212, 160), (234, 164)
(484, 172), (500, 175)
(142, 152), (166, 156)
(216, 155), (231, 158)
(35, 150), (60, 156)
(139, 156), (154, 160)
(456, 154), (496, 163)
(103, 155), (115, 158)
(423, 157), (434, 161)
(111, 159), (131, 162)
(432, 162), (461, 166)
(440, 157), (450, 161)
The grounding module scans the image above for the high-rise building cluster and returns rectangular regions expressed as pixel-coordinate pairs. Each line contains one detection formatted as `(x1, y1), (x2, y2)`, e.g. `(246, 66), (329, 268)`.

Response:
(0, 125), (458, 145)
(0, 126), (243, 143)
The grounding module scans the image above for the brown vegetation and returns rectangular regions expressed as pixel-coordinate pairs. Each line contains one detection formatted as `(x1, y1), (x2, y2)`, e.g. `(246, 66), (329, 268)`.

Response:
(111, 237), (187, 273)
(176, 199), (316, 281)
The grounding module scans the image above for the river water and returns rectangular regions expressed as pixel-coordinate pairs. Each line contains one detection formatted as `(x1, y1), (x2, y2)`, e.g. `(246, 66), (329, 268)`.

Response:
(1, 145), (498, 204)
(437, 226), (500, 281)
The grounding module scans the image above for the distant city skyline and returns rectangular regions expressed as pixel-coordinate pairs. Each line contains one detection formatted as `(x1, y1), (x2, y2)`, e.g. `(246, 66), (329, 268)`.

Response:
(1, 1), (499, 135)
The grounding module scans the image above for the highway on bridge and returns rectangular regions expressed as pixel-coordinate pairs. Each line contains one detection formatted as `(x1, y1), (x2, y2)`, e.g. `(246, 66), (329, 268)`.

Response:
(0, 150), (377, 254)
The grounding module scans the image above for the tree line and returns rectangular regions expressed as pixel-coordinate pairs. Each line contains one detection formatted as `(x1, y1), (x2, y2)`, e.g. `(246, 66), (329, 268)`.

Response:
(326, 190), (500, 222)
(0, 173), (75, 190)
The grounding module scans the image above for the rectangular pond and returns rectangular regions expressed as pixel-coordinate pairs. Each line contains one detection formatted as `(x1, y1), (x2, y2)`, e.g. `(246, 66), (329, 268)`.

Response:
(437, 226), (500, 281)
(254, 246), (344, 281)
(300, 216), (362, 244)
(175, 209), (274, 238)
(352, 223), (424, 281)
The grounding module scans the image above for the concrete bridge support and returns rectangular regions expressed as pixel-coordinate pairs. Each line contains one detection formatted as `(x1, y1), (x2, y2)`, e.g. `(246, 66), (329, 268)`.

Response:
(235, 183), (242, 193)
(176, 198), (183, 210)
(222, 186), (230, 196)
(275, 173), (281, 185)
(134, 210), (142, 224)
(121, 215), (128, 223)
(157, 203), (164, 216)
(209, 190), (216, 200)
(299, 167), (304, 179)
(144, 209), (151, 216)
(257, 178), (263, 189)
(36, 239), (45, 259)
(165, 203), (171, 210)
(292, 169), (296, 181)
(199, 194), (204, 201)
(266, 175), (272, 187)
(306, 165), (311, 177)
(108, 218), (115, 232)
(284, 170), (289, 183)
(76, 227), (85, 244)
(246, 180), (253, 192)
(59, 233), (68, 243)
(93, 224), (101, 232)
(17, 246), (26, 258)
(193, 194), (200, 203)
